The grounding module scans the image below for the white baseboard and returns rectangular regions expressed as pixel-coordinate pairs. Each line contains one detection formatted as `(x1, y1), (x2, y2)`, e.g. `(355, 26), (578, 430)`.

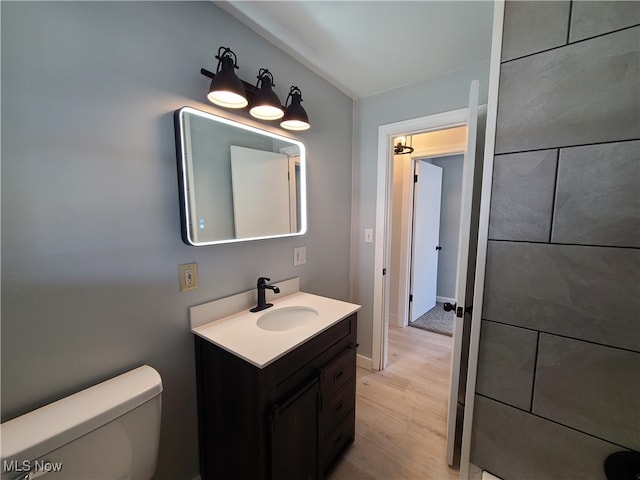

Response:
(437, 296), (455, 304)
(357, 353), (373, 370)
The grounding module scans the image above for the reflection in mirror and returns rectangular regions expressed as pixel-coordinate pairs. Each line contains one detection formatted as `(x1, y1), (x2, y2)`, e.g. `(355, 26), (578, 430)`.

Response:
(174, 107), (307, 246)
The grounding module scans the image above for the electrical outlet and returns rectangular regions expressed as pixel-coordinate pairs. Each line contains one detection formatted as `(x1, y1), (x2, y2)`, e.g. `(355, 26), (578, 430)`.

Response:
(294, 247), (306, 266)
(179, 262), (198, 291)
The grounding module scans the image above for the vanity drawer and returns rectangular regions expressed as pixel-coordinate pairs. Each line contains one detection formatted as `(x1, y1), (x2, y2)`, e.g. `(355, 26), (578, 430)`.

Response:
(320, 346), (355, 400)
(270, 313), (355, 387)
(319, 408), (355, 478)
(320, 380), (355, 440)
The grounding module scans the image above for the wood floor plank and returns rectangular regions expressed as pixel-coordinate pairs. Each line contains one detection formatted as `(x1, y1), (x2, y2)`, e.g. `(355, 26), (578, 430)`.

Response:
(330, 326), (460, 480)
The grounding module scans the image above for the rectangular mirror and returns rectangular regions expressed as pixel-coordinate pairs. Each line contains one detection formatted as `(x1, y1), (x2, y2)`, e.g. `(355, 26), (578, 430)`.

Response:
(174, 106), (307, 246)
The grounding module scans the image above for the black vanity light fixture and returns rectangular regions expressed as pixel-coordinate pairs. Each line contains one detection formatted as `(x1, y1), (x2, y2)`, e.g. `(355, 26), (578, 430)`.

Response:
(206, 47), (248, 109)
(280, 86), (310, 131)
(201, 46), (310, 131)
(249, 69), (284, 120)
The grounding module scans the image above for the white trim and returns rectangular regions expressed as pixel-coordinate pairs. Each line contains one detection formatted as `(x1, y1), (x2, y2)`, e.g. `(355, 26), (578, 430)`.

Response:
(412, 144), (466, 160)
(374, 108), (469, 370)
(459, 2), (505, 479)
(356, 353), (373, 370)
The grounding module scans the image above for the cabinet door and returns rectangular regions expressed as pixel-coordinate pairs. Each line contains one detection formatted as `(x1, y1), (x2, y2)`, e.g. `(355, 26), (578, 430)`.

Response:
(269, 377), (319, 480)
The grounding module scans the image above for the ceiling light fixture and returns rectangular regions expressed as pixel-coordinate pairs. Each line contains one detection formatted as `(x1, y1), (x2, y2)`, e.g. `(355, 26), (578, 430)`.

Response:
(393, 136), (414, 154)
(206, 47), (248, 109)
(280, 86), (310, 131)
(249, 69), (284, 120)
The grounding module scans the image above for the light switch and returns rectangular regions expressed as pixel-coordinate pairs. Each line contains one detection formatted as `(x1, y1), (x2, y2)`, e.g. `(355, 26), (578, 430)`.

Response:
(294, 247), (306, 266)
(364, 228), (374, 243)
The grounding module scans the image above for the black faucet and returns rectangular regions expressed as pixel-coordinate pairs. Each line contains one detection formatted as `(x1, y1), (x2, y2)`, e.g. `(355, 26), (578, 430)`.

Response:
(250, 277), (280, 312)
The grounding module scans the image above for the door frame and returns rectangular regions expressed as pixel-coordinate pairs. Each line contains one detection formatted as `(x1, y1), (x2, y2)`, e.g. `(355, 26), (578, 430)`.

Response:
(372, 98), (489, 476)
(396, 143), (468, 329)
(370, 2), (505, 477)
(373, 107), (470, 371)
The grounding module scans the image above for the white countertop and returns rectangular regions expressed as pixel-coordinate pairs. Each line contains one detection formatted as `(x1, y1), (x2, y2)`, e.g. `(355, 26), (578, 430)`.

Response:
(191, 291), (361, 368)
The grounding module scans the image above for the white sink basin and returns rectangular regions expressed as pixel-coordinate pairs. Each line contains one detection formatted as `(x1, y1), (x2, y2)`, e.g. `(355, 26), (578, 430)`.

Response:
(257, 306), (319, 331)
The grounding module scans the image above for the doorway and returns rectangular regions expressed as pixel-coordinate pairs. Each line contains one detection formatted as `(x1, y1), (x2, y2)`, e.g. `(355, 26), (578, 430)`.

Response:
(413, 154), (466, 337)
(390, 131), (467, 335)
(409, 159), (443, 324)
(372, 79), (486, 469)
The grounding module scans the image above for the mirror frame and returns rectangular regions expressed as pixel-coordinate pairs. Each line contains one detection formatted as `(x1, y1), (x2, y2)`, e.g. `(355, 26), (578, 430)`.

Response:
(174, 106), (307, 246)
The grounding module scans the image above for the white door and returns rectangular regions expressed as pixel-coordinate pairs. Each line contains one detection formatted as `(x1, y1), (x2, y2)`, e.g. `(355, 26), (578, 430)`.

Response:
(446, 80), (485, 465)
(230, 145), (291, 239)
(409, 161), (443, 322)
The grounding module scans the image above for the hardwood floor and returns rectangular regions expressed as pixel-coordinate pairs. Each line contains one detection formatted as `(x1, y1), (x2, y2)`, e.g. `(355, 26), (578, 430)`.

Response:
(330, 326), (459, 480)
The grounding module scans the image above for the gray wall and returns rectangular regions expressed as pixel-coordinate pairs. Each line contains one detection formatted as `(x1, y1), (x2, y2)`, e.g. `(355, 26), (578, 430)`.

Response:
(352, 61), (491, 359)
(1, 2), (353, 479)
(471, 2), (640, 478)
(428, 154), (463, 300)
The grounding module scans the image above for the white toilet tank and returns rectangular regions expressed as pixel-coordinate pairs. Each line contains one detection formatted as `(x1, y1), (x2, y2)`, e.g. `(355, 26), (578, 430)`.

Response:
(0, 365), (162, 480)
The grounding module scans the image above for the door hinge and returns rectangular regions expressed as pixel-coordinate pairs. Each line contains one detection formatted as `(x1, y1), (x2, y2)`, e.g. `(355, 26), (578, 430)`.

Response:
(382, 268), (387, 275)
(414, 174), (418, 183)
(409, 294), (413, 302)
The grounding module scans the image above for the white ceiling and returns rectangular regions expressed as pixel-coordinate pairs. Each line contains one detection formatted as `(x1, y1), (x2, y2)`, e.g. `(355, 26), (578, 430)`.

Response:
(216, 1), (495, 99)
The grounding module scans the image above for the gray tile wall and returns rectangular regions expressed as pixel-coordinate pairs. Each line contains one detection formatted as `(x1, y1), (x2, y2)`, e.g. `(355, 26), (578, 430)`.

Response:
(476, 321), (537, 410)
(534, 335), (640, 451)
(553, 140), (640, 248)
(472, 2), (640, 478)
(488, 150), (557, 242)
(483, 241), (640, 352)
(570, 1), (640, 42)
(495, 27), (639, 154)
(472, 395), (622, 480)
(501, 1), (571, 62)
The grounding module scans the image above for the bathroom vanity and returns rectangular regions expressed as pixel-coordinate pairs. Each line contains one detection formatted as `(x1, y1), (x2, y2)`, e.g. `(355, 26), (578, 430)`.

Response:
(191, 281), (360, 480)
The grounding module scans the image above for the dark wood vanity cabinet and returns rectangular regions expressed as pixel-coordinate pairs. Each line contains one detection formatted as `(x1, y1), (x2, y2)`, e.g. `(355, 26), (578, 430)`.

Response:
(194, 313), (357, 480)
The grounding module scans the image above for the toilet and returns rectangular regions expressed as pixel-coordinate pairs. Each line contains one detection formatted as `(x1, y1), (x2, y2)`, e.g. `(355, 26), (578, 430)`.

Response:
(0, 365), (162, 480)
